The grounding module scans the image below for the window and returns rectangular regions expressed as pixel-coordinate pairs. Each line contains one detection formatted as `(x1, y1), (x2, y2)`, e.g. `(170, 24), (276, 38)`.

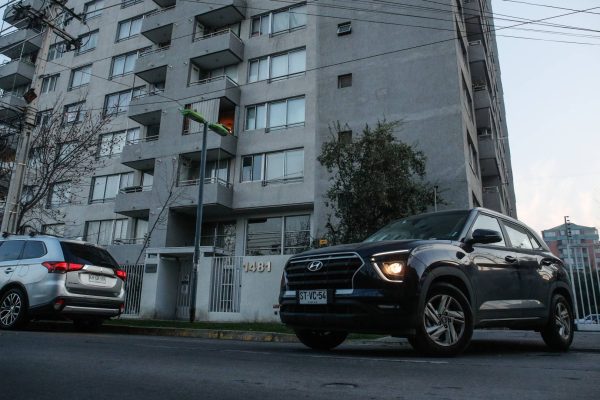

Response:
(245, 96), (305, 131)
(69, 65), (92, 89)
(241, 149), (303, 183)
(251, 4), (306, 37)
(338, 73), (352, 88)
(63, 102), (85, 124)
(117, 15), (143, 41)
(246, 215), (310, 255)
(36, 109), (53, 126)
(0, 240), (25, 262)
(76, 30), (98, 54)
(104, 87), (146, 115)
(48, 42), (66, 61)
(58, 141), (78, 162)
(133, 218), (148, 242)
(544, 231), (557, 238)
(85, 219), (128, 246)
(468, 136), (479, 176)
(337, 21), (352, 35)
(470, 214), (505, 246)
(504, 224), (534, 250)
(111, 49), (147, 78)
(21, 241), (47, 259)
(41, 74), (59, 93)
(48, 181), (72, 208)
(84, 0), (104, 20)
(338, 130), (352, 143)
(90, 172), (133, 203)
(42, 223), (65, 237)
(121, 0), (142, 8)
(248, 48), (306, 83)
(98, 128), (140, 158)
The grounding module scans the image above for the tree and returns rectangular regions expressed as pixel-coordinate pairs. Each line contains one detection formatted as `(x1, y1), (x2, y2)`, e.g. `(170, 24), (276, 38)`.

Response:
(318, 120), (438, 244)
(13, 101), (112, 233)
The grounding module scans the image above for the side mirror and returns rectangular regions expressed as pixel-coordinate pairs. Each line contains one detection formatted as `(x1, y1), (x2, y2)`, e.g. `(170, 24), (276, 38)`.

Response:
(468, 229), (503, 245)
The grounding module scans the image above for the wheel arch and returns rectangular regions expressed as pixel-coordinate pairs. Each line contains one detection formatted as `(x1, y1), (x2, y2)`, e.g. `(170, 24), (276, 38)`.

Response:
(419, 267), (475, 309)
(0, 282), (29, 307)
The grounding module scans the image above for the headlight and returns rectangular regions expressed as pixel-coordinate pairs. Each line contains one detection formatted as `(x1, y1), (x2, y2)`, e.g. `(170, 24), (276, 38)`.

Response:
(370, 250), (410, 282)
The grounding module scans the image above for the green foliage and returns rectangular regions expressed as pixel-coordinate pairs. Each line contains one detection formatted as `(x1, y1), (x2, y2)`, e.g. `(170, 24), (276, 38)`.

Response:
(318, 120), (438, 244)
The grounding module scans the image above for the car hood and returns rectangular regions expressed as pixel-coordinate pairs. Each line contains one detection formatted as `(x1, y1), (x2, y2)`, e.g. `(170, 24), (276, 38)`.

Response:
(292, 240), (453, 259)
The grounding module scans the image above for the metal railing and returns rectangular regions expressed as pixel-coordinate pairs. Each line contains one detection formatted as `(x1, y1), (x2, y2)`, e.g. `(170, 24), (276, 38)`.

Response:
(178, 176), (231, 187)
(120, 264), (145, 316)
(193, 28), (242, 43)
(188, 75), (239, 87)
(139, 45), (171, 58)
(568, 245), (600, 331)
(126, 135), (159, 145)
(143, 5), (176, 19)
(113, 237), (147, 245)
(209, 256), (243, 313)
(119, 185), (153, 194)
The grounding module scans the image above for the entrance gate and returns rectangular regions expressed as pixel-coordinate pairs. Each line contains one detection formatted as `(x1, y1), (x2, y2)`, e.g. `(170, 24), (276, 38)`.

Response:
(567, 246), (600, 331)
(176, 261), (193, 320)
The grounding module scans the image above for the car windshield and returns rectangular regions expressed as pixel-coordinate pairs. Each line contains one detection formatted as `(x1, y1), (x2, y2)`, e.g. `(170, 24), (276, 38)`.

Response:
(60, 242), (119, 269)
(364, 211), (470, 242)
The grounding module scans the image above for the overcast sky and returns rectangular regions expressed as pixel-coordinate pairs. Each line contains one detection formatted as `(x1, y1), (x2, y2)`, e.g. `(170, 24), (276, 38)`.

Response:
(493, 0), (600, 233)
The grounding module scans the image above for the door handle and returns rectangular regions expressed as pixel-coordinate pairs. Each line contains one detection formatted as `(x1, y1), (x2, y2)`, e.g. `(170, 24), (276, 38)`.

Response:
(505, 256), (517, 263)
(4, 268), (15, 274)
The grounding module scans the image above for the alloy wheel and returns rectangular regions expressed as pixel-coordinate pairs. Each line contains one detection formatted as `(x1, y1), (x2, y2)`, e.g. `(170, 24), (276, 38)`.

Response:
(423, 294), (466, 347)
(0, 292), (22, 327)
(555, 302), (571, 340)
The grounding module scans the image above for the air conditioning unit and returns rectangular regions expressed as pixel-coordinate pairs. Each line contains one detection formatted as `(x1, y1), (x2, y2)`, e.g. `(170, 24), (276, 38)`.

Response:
(337, 22), (352, 36)
(473, 83), (487, 91)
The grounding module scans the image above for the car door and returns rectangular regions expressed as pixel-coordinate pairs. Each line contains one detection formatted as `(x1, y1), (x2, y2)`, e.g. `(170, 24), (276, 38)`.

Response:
(467, 213), (522, 321)
(502, 223), (549, 319)
(0, 240), (26, 288)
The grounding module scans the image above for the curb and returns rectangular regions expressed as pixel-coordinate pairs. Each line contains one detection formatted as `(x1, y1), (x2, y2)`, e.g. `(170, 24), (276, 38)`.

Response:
(103, 325), (300, 343)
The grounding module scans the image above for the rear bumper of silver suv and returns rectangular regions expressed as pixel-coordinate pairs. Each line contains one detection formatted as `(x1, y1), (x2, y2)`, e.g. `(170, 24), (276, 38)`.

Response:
(29, 296), (123, 319)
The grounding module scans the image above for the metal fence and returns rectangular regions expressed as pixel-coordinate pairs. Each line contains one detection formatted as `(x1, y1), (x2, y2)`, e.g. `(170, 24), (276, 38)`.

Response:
(567, 248), (600, 331)
(209, 257), (243, 313)
(121, 264), (145, 316)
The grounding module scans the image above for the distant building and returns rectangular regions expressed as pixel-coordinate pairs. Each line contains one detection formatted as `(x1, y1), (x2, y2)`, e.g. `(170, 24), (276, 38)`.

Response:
(542, 223), (600, 271)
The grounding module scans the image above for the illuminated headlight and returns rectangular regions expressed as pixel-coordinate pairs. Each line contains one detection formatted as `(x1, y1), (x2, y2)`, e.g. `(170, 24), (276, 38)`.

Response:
(371, 251), (409, 282)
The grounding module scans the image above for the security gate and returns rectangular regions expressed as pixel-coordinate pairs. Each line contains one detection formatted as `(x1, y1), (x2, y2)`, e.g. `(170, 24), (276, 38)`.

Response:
(209, 257), (243, 313)
(567, 246), (600, 331)
(121, 264), (144, 317)
(176, 261), (193, 320)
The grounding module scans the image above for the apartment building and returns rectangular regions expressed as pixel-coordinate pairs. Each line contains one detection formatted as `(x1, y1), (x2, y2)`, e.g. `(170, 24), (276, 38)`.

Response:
(1, 0), (516, 320)
(543, 223), (600, 272)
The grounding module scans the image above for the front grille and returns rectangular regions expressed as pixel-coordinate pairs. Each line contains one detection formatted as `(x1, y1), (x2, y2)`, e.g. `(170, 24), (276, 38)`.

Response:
(285, 252), (364, 290)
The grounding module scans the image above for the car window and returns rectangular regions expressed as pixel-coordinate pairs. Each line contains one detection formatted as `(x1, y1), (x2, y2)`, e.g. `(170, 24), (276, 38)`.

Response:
(21, 241), (47, 260)
(527, 231), (543, 250)
(60, 241), (119, 269)
(0, 240), (26, 262)
(470, 214), (506, 247)
(504, 224), (534, 250)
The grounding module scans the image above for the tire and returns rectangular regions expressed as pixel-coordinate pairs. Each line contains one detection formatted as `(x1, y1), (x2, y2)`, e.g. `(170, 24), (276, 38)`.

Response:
(541, 294), (574, 351)
(294, 329), (348, 351)
(0, 287), (29, 330)
(73, 317), (104, 332)
(412, 283), (473, 356)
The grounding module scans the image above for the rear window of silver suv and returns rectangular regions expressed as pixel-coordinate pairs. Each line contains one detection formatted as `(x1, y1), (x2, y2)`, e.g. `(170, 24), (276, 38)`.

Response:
(60, 242), (119, 269)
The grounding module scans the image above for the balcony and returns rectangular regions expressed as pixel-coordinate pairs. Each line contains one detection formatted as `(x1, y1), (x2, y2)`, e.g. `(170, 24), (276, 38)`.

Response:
(0, 29), (42, 58)
(141, 7), (175, 44)
(483, 186), (507, 215)
(151, 0), (176, 8)
(3, 0), (48, 28)
(478, 132), (503, 178)
(184, 75), (241, 105)
(0, 92), (26, 120)
(120, 139), (160, 170)
(114, 186), (152, 218)
(134, 47), (170, 83)
(195, 0), (246, 27)
(128, 92), (164, 126)
(190, 29), (244, 70)
(172, 177), (234, 212)
(0, 59), (35, 90)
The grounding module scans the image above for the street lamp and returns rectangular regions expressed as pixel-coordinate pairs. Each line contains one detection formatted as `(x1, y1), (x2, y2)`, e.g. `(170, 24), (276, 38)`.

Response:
(179, 108), (231, 323)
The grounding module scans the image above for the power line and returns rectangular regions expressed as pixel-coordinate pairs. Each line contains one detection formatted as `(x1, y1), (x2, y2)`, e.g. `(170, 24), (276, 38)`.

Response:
(501, 0), (600, 16)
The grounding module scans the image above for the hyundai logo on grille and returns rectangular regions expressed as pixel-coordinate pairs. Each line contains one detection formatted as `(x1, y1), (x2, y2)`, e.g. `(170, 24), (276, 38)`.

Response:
(307, 261), (324, 272)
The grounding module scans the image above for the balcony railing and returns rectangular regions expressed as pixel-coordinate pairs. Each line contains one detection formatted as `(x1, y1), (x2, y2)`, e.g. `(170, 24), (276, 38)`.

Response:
(126, 135), (159, 145)
(143, 5), (176, 19)
(192, 28), (242, 43)
(260, 176), (304, 186)
(113, 237), (147, 245)
(178, 176), (231, 187)
(139, 45), (171, 58)
(120, 185), (153, 194)
(188, 75), (238, 87)
(0, 57), (35, 67)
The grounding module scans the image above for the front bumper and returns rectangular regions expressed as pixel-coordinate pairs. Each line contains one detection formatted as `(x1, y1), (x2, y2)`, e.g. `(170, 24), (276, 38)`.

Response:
(279, 289), (418, 335)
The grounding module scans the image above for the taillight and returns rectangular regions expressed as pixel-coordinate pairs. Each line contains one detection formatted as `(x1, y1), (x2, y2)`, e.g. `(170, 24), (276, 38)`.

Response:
(116, 269), (127, 281)
(42, 261), (84, 273)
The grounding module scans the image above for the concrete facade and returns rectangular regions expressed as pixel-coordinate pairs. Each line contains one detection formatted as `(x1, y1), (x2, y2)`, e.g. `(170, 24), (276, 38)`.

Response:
(1, 0), (516, 321)
(543, 223), (600, 272)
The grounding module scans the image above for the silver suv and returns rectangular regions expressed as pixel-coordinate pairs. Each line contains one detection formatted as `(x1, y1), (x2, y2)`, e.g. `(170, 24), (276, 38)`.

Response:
(0, 234), (126, 330)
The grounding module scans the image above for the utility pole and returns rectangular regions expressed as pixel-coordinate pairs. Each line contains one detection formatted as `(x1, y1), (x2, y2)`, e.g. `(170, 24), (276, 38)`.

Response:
(564, 216), (580, 319)
(1, 1), (82, 233)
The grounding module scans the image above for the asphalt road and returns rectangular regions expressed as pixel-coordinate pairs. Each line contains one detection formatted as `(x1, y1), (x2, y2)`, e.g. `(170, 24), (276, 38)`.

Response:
(1, 329), (599, 400)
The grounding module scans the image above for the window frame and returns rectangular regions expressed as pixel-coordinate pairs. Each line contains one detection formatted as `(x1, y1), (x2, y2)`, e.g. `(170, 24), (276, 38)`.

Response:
(245, 214), (310, 256)
(110, 48), (147, 79)
(84, 0), (104, 21)
(247, 48), (306, 83)
(48, 181), (72, 208)
(41, 74), (59, 93)
(104, 86), (146, 115)
(241, 148), (304, 184)
(245, 96), (305, 132)
(90, 172), (134, 203)
(63, 101), (86, 124)
(250, 3), (307, 37)
(69, 64), (92, 90)
(116, 15), (144, 42)
(76, 30), (99, 55)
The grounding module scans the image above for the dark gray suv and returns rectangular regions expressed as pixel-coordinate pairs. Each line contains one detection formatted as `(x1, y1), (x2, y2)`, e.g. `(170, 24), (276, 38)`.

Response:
(0, 234), (126, 330)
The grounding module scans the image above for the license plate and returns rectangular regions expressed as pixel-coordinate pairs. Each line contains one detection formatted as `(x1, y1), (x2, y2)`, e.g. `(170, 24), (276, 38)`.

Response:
(88, 274), (106, 285)
(299, 290), (327, 305)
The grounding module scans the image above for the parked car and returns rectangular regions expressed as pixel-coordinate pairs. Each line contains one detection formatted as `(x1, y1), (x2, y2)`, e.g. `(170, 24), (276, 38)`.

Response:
(279, 208), (575, 356)
(0, 234), (126, 330)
